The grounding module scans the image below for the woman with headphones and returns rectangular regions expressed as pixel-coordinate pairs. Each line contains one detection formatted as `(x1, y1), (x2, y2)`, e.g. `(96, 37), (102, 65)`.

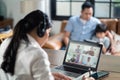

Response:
(0, 10), (94, 80)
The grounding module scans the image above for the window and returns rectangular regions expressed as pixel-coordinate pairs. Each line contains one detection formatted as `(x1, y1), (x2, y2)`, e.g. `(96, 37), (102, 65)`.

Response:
(95, 0), (120, 18)
(51, 0), (120, 20)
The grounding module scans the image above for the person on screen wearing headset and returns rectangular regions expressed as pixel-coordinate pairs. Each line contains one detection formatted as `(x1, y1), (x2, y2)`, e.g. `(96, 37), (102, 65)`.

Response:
(0, 10), (94, 80)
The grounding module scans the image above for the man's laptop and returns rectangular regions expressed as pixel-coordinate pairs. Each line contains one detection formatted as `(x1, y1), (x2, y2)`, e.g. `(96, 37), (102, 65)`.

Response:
(52, 40), (102, 79)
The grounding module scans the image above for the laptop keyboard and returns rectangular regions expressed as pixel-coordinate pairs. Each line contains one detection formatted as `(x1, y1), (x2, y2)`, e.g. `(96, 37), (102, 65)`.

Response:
(64, 71), (81, 78)
(55, 66), (82, 78)
(55, 65), (65, 70)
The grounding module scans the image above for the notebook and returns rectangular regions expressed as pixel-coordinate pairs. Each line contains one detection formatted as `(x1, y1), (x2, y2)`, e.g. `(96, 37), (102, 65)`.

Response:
(52, 40), (102, 79)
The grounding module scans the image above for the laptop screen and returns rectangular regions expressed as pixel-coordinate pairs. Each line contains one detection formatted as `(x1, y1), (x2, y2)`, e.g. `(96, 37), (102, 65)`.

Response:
(63, 40), (102, 71)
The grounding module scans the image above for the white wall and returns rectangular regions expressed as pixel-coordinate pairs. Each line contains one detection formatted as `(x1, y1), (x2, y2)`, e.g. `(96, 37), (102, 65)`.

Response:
(2, 0), (61, 34)
(3, 0), (25, 25)
(51, 20), (61, 34)
(4, 0), (47, 25)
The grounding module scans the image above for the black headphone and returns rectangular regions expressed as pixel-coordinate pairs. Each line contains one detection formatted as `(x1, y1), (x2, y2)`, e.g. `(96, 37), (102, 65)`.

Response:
(37, 14), (47, 37)
(23, 11), (49, 37)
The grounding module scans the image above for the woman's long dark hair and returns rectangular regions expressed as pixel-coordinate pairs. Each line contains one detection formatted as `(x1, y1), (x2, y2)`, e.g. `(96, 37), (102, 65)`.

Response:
(1, 10), (51, 75)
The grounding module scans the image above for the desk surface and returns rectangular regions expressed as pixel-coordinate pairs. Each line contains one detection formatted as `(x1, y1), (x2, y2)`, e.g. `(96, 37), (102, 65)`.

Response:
(44, 49), (120, 80)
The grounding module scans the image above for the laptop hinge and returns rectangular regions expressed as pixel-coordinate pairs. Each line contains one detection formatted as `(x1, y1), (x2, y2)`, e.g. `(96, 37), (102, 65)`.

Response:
(63, 65), (88, 74)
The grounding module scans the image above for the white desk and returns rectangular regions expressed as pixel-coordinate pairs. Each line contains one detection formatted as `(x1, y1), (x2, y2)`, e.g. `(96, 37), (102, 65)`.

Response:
(45, 49), (120, 80)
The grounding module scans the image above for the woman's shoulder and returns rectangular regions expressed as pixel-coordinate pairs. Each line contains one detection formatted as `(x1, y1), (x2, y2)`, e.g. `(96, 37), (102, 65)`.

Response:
(18, 43), (48, 59)
(16, 44), (49, 70)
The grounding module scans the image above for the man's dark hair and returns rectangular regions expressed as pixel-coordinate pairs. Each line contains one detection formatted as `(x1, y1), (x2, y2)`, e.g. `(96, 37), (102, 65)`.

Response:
(95, 23), (107, 34)
(82, 1), (93, 10)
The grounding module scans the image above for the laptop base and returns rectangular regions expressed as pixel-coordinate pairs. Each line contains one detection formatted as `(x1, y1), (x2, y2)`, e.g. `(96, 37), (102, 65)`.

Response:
(52, 65), (88, 78)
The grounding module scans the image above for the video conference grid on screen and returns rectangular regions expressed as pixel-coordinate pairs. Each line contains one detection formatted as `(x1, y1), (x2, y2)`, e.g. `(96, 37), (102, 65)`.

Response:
(65, 42), (100, 68)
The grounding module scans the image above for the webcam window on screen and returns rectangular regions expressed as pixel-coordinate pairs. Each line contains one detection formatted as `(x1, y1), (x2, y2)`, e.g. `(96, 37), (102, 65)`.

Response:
(65, 41), (100, 68)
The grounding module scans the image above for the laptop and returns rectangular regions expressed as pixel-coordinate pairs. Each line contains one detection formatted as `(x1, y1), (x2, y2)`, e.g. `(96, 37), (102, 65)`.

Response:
(52, 40), (102, 79)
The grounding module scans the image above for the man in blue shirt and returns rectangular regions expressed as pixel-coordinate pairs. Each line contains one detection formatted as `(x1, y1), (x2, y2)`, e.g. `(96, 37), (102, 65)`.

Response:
(63, 1), (101, 46)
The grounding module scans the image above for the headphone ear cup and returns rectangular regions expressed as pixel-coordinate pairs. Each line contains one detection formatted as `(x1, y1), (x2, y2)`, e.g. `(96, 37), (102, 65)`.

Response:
(37, 23), (45, 37)
(37, 13), (47, 37)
